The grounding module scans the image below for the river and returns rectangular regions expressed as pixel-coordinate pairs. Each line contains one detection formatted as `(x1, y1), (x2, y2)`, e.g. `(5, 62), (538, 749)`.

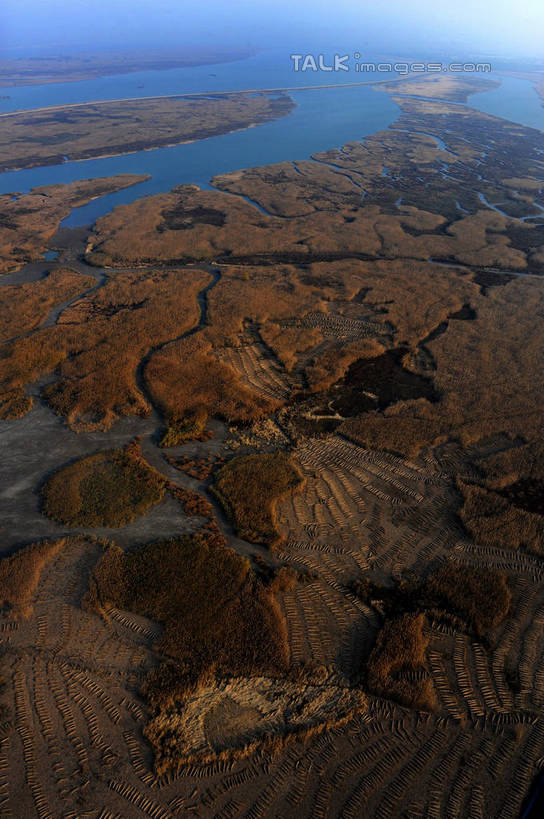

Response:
(0, 52), (542, 228)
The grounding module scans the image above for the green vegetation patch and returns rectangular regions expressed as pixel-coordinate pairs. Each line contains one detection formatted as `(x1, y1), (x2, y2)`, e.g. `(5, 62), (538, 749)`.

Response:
(212, 452), (303, 547)
(41, 443), (166, 528)
(87, 532), (289, 707)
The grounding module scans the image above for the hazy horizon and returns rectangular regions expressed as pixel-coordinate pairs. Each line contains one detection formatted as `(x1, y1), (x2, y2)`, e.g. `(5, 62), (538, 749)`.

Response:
(1, 0), (543, 62)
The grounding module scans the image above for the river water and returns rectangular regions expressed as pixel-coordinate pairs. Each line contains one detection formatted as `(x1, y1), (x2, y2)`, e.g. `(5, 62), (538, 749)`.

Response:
(0, 54), (542, 228)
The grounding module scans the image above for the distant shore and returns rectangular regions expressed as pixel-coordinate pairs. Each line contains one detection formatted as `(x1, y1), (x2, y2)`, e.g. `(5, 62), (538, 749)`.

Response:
(0, 48), (255, 88)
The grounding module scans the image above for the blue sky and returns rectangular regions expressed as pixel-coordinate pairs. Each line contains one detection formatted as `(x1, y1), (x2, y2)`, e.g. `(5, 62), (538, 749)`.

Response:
(1, 1), (543, 60)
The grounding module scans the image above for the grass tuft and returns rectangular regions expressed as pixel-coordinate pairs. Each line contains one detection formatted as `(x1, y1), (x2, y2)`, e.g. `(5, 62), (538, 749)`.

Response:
(41, 441), (166, 528)
(212, 452), (303, 548)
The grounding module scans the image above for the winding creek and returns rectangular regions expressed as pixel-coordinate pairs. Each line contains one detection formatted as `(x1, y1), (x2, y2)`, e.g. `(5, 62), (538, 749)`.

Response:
(0, 58), (543, 557)
(0, 251), (256, 558)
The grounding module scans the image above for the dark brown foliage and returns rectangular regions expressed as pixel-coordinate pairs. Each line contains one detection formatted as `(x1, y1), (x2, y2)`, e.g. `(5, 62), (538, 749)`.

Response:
(87, 532), (289, 706)
(366, 612), (436, 710)
(212, 452), (303, 547)
(0, 538), (66, 616)
(421, 564), (511, 636)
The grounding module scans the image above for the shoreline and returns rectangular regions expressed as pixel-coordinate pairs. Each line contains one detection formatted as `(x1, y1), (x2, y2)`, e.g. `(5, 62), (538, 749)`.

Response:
(0, 120), (270, 174)
(0, 75), (420, 119)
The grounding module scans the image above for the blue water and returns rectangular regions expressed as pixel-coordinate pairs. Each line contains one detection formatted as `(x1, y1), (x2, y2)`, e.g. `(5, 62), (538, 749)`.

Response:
(0, 85), (400, 226)
(0, 49), (398, 114)
(43, 250), (59, 261)
(0, 55), (543, 229)
(472, 74), (544, 131)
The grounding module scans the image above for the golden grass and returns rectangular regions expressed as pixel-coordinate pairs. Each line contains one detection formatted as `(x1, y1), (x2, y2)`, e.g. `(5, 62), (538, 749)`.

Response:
(212, 452), (303, 548)
(0, 268), (94, 343)
(0, 389), (32, 420)
(0, 538), (66, 617)
(145, 334), (280, 441)
(259, 321), (323, 372)
(0, 267), (208, 430)
(41, 442), (166, 528)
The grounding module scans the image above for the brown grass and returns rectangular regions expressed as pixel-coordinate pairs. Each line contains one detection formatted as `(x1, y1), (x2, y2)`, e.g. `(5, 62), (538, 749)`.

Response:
(83, 98), (542, 279)
(375, 74), (499, 103)
(168, 483), (213, 518)
(0, 175), (149, 274)
(459, 480), (544, 556)
(0, 267), (208, 430)
(0, 538), (66, 617)
(0, 268), (94, 343)
(212, 452), (303, 548)
(366, 612), (436, 710)
(340, 401), (446, 459)
(41, 441), (166, 528)
(259, 321), (323, 372)
(145, 334), (280, 441)
(0, 93), (294, 171)
(167, 454), (224, 481)
(0, 389), (33, 420)
(305, 339), (385, 393)
(86, 531), (290, 709)
(421, 563), (511, 636)
(355, 562), (511, 639)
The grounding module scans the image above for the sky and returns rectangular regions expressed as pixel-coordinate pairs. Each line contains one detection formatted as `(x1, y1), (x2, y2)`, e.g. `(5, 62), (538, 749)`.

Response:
(0, 0), (543, 61)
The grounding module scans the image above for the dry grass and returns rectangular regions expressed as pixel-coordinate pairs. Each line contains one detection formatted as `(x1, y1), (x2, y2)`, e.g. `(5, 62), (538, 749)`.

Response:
(41, 441), (166, 528)
(0, 267), (208, 430)
(459, 481), (544, 556)
(375, 74), (499, 103)
(359, 562), (510, 709)
(355, 563), (511, 639)
(340, 401), (446, 459)
(0, 93), (294, 171)
(83, 92), (542, 277)
(86, 531), (290, 709)
(259, 321), (323, 372)
(145, 334), (280, 442)
(0, 388), (32, 420)
(0, 267), (94, 343)
(212, 452), (303, 548)
(421, 563), (511, 636)
(0, 175), (149, 274)
(0, 538), (66, 616)
(366, 612), (436, 710)
(458, 442), (544, 555)
(168, 483), (213, 518)
(305, 339), (385, 393)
